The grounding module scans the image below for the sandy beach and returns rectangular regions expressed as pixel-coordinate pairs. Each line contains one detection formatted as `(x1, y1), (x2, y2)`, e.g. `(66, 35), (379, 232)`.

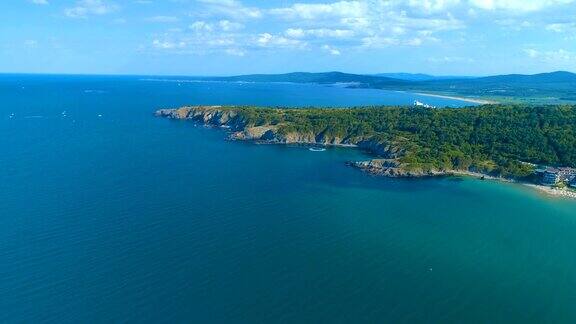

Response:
(452, 170), (576, 199)
(414, 92), (498, 105)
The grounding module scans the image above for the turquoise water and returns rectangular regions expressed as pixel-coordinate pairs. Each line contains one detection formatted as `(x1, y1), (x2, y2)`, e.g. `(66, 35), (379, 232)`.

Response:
(1, 74), (576, 323)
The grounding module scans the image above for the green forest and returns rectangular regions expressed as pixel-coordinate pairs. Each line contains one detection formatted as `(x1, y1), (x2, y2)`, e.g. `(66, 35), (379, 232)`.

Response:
(221, 104), (576, 178)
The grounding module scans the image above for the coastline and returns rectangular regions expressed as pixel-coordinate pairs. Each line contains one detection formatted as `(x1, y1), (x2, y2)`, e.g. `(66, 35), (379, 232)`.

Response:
(156, 105), (576, 200)
(451, 170), (576, 199)
(523, 184), (576, 199)
(413, 92), (498, 105)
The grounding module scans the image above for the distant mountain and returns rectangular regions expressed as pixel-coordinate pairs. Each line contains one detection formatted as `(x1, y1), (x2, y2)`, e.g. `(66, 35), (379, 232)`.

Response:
(473, 71), (576, 84)
(411, 71), (576, 102)
(192, 70), (576, 103)
(198, 71), (406, 86)
(373, 73), (473, 81)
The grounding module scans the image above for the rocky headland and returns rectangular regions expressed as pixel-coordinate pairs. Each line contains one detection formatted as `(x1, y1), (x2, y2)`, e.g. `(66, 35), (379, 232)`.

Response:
(155, 105), (450, 178)
(155, 105), (576, 199)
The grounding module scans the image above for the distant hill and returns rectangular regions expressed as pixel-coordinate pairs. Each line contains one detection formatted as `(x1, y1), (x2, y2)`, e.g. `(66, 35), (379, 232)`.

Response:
(191, 70), (576, 103)
(372, 73), (473, 81)
(411, 71), (576, 102)
(474, 71), (576, 83)
(197, 71), (406, 86)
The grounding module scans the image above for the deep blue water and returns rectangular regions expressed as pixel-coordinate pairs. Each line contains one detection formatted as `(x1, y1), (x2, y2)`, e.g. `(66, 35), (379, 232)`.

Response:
(1, 74), (576, 323)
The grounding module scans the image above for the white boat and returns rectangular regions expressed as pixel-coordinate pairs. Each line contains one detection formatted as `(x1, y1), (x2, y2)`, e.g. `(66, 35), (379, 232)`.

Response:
(309, 147), (326, 152)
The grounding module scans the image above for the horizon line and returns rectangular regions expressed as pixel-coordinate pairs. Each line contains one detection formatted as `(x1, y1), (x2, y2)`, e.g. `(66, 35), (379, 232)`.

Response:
(0, 70), (574, 79)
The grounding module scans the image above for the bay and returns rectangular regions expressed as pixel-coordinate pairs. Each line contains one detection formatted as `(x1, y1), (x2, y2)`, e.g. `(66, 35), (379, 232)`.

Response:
(1, 74), (575, 323)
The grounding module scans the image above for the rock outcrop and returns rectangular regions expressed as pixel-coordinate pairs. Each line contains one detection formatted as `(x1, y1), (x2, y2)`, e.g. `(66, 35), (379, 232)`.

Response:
(155, 106), (436, 178)
(349, 159), (449, 177)
(155, 106), (246, 130)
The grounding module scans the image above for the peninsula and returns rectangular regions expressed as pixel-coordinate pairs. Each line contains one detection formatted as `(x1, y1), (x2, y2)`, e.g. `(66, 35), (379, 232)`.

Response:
(156, 105), (576, 196)
(180, 70), (576, 104)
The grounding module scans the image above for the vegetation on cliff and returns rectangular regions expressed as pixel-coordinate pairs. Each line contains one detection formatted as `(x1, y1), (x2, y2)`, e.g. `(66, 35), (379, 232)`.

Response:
(157, 104), (576, 179)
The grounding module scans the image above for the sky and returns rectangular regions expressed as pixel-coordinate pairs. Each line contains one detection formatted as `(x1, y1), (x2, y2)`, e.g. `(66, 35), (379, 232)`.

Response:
(1, 0), (575, 76)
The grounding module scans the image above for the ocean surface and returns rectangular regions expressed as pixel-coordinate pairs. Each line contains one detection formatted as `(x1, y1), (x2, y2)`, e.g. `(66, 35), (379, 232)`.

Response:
(1, 74), (576, 323)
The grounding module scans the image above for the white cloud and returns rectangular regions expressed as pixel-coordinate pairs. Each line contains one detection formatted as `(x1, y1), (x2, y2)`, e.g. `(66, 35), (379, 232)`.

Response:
(190, 21), (214, 32)
(143, 0), (575, 60)
(197, 0), (261, 20)
(30, 0), (49, 5)
(152, 39), (187, 49)
(524, 48), (576, 62)
(361, 35), (426, 47)
(189, 20), (244, 32)
(218, 20), (244, 31)
(257, 33), (306, 49)
(197, 0), (237, 5)
(524, 48), (540, 58)
(150, 15), (248, 56)
(65, 0), (118, 18)
(322, 44), (341, 55)
(206, 38), (235, 46)
(285, 28), (354, 38)
(546, 22), (576, 33)
(146, 16), (179, 23)
(469, 0), (575, 12)
(268, 1), (464, 51)
(408, 0), (461, 13)
(269, 1), (367, 20)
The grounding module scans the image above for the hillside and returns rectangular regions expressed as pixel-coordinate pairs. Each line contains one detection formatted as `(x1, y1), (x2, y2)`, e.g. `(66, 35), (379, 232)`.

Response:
(196, 71), (406, 86)
(372, 73), (472, 81)
(156, 104), (576, 179)
(411, 71), (576, 102)
(191, 71), (576, 104)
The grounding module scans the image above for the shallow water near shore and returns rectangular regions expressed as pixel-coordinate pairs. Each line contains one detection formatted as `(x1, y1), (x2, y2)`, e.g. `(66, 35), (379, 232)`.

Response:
(1, 74), (576, 323)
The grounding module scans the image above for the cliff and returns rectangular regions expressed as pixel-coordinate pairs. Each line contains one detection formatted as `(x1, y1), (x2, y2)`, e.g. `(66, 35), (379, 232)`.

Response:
(153, 104), (576, 187)
(154, 106), (445, 177)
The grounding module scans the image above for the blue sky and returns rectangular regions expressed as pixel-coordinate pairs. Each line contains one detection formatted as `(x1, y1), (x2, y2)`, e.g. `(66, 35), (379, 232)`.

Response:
(1, 0), (576, 76)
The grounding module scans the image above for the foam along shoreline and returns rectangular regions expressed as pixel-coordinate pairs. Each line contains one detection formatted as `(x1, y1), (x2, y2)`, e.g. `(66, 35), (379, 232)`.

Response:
(413, 92), (498, 105)
(523, 184), (576, 199)
(452, 170), (576, 199)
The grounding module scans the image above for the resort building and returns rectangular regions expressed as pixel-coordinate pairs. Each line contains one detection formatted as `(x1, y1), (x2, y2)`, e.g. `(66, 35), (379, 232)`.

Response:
(413, 100), (436, 109)
(541, 168), (561, 185)
(539, 167), (576, 186)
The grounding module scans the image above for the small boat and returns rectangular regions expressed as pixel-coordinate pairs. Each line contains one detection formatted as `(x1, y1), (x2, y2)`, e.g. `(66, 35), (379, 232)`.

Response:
(309, 147), (326, 152)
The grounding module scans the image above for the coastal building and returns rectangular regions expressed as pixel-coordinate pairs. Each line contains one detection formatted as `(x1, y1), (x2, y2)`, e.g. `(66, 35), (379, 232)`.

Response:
(541, 168), (561, 185)
(413, 100), (436, 109)
(539, 167), (576, 186)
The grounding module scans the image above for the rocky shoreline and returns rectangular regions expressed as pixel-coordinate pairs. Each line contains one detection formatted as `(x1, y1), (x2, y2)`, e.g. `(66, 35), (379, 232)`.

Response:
(156, 105), (403, 156)
(156, 106), (489, 180)
(156, 106), (576, 199)
(154, 106), (492, 179)
(155, 106), (437, 177)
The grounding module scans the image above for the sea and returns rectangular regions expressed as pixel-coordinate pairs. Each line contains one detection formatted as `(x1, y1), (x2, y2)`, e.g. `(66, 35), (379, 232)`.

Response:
(1, 74), (576, 323)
